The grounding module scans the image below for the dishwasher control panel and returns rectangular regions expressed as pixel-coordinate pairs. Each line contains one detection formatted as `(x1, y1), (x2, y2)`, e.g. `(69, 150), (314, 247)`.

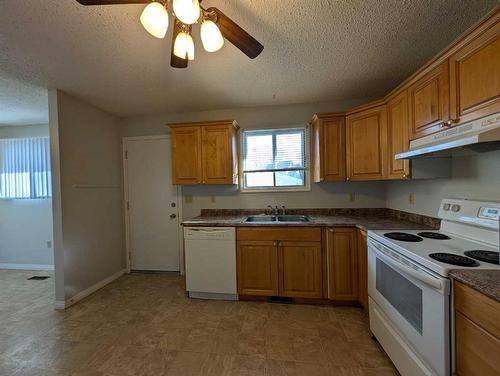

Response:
(184, 227), (236, 240)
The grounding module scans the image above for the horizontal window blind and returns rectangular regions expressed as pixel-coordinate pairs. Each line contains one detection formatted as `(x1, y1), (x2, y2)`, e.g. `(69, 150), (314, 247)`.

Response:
(0, 137), (52, 199)
(242, 127), (308, 190)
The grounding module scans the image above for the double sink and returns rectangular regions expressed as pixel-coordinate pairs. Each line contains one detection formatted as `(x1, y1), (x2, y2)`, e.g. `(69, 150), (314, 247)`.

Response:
(245, 215), (310, 223)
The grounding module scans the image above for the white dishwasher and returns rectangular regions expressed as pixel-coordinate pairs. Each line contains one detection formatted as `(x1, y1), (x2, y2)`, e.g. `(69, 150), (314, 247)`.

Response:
(184, 227), (238, 300)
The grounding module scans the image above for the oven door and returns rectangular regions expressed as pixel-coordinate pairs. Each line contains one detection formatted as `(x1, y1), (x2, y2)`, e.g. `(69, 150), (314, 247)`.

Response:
(368, 238), (451, 376)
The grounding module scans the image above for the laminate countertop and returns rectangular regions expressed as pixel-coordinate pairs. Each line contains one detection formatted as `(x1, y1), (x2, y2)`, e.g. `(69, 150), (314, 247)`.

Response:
(182, 214), (436, 232)
(449, 270), (500, 302)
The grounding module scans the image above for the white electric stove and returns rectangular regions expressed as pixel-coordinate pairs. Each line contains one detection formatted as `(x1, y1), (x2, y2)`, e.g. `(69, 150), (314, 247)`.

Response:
(367, 198), (499, 376)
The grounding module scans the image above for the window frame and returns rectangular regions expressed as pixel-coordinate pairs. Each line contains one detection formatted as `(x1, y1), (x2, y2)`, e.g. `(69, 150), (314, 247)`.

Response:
(239, 125), (311, 193)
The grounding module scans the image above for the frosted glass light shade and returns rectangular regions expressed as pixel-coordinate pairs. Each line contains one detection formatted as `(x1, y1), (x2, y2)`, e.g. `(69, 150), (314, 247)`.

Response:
(174, 32), (195, 60)
(140, 2), (169, 39)
(172, 0), (200, 25)
(200, 20), (224, 52)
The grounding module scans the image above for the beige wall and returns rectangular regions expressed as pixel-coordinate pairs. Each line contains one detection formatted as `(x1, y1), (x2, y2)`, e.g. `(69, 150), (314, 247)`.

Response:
(122, 99), (388, 219)
(50, 90), (124, 301)
(386, 149), (500, 217)
(0, 124), (53, 268)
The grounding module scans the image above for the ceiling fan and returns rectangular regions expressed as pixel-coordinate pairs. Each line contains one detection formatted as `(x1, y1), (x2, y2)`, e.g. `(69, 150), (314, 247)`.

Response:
(75, 0), (264, 68)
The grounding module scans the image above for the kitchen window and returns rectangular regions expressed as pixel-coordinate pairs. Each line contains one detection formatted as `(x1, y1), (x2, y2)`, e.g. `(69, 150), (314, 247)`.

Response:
(0, 137), (52, 199)
(241, 127), (309, 192)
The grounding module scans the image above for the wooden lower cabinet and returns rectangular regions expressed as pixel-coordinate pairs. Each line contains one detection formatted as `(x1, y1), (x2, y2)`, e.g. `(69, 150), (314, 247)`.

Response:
(278, 241), (322, 298)
(357, 230), (368, 310)
(454, 281), (500, 376)
(326, 228), (358, 300)
(236, 228), (322, 299)
(237, 240), (278, 296)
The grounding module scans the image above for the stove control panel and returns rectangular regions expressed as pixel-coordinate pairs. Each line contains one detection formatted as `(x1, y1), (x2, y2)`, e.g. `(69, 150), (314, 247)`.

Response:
(439, 198), (500, 230)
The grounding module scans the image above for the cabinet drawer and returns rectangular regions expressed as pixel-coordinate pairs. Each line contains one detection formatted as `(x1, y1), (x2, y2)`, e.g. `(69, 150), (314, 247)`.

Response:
(237, 227), (321, 242)
(454, 281), (500, 339)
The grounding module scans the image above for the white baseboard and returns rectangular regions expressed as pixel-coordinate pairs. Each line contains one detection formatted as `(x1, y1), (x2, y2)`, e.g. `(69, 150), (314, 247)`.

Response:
(0, 263), (54, 271)
(55, 268), (126, 310)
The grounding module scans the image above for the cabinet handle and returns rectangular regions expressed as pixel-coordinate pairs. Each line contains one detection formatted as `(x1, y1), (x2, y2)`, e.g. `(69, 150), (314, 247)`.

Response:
(403, 174), (407, 179)
(328, 229), (334, 233)
(273, 241), (277, 246)
(346, 177), (351, 182)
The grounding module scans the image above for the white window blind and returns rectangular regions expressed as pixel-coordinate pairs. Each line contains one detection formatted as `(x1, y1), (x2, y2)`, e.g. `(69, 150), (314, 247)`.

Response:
(242, 127), (308, 190)
(0, 137), (52, 199)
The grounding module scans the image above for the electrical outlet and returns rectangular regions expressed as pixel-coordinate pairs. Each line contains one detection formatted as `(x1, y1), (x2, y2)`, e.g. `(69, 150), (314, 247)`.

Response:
(349, 192), (355, 202)
(46, 240), (52, 248)
(210, 195), (216, 203)
(184, 195), (193, 204)
(409, 193), (415, 205)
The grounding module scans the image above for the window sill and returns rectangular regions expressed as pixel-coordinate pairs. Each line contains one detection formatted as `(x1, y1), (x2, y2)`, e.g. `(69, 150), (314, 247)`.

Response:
(240, 186), (311, 194)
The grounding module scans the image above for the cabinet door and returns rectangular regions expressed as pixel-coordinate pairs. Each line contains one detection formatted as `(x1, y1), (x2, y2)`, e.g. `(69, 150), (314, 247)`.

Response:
(237, 241), (278, 296)
(346, 105), (388, 181)
(409, 62), (450, 139)
(171, 126), (202, 184)
(278, 241), (322, 298)
(312, 116), (346, 182)
(455, 311), (500, 376)
(357, 230), (368, 310)
(326, 228), (358, 300)
(202, 123), (235, 184)
(387, 91), (411, 179)
(450, 21), (500, 124)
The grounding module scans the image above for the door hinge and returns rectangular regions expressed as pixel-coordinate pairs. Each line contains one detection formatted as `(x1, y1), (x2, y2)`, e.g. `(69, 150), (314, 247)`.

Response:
(125, 150), (128, 159)
(126, 201), (130, 211)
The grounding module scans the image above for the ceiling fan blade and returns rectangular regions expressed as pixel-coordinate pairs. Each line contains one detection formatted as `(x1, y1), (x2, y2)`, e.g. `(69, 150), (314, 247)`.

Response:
(207, 7), (264, 59)
(75, 0), (150, 5)
(170, 20), (188, 69)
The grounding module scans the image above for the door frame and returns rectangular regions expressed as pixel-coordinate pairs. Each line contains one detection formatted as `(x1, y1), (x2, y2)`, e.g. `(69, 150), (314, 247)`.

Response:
(122, 135), (184, 274)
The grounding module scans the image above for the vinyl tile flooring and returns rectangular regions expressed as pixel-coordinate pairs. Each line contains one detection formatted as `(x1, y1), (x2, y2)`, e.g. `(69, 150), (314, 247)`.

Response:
(0, 270), (398, 376)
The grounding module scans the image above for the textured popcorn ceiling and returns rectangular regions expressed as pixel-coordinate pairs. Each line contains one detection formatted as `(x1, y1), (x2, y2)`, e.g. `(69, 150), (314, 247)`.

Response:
(0, 0), (498, 123)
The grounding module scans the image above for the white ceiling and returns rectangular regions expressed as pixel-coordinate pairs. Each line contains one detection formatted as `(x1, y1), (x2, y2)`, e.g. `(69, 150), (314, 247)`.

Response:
(0, 0), (498, 124)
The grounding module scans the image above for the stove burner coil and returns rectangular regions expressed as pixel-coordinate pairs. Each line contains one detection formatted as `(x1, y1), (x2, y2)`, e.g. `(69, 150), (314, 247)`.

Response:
(429, 253), (479, 267)
(464, 250), (499, 265)
(417, 232), (451, 240)
(384, 232), (423, 242)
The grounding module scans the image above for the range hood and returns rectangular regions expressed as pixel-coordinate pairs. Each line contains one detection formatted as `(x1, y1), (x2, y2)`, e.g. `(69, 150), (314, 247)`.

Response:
(396, 112), (500, 159)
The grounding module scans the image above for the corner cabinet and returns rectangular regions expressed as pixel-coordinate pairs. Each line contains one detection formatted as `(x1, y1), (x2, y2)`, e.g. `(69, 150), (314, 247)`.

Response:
(169, 120), (239, 185)
(387, 91), (411, 179)
(311, 113), (346, 182)
(346, 104), (388, 181)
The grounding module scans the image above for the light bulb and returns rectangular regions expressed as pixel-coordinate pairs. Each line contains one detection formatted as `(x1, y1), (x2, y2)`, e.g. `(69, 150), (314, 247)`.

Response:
(140, 2), (169, 39)
(200, 20), (224, 52)
(174, 32), (195, 60)
(172, 0), (200, 25)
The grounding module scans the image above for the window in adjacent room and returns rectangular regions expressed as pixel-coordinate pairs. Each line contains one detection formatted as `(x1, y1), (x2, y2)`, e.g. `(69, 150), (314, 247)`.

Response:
(241, 126), (309, 192)
(0, 137), (52, 199)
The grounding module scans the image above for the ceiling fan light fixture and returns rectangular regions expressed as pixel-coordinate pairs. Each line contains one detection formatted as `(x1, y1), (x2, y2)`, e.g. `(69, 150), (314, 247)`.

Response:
(174, 31), (195, 60)
(172, 0), (200, 25)
(200, 20), (224, 52)
(140, 1), (169, 39)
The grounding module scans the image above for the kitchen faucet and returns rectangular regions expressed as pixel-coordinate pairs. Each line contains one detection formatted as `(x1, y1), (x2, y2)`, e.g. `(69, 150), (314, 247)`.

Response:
(267, 205), (286, 215)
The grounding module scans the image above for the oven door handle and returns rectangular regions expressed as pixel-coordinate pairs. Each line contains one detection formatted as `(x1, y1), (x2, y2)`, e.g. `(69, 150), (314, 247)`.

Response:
(372, 245), (443, 292)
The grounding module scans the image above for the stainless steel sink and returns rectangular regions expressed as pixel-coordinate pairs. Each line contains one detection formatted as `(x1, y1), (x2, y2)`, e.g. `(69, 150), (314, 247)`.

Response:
(244, 215), (309, 223)
(276, 215), (309, 222)
(245, 215), (277, 222)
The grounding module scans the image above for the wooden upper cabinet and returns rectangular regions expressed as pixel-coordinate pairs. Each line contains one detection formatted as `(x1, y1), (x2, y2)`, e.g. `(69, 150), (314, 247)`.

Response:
(311, 113), (346, 182)
(409, 61), (450, 139)
(237, 240), (278, 296)
(326, 228), (358, 301)
(387, 91), (411, 179)
(169, 120), (239, 185)
(346, 104), (388, 181)
(449, 19), (500, 124)
(202, 123), (237, 184)
(278, 241), (322, 298)
(170, 126), (202, 184)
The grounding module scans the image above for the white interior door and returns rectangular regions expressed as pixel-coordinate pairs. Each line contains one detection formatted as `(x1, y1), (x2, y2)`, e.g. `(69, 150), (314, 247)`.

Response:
(124, 136), (180, 272)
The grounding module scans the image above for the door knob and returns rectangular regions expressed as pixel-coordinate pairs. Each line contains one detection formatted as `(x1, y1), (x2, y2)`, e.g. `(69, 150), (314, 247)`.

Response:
(170, 213), (177, 219)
